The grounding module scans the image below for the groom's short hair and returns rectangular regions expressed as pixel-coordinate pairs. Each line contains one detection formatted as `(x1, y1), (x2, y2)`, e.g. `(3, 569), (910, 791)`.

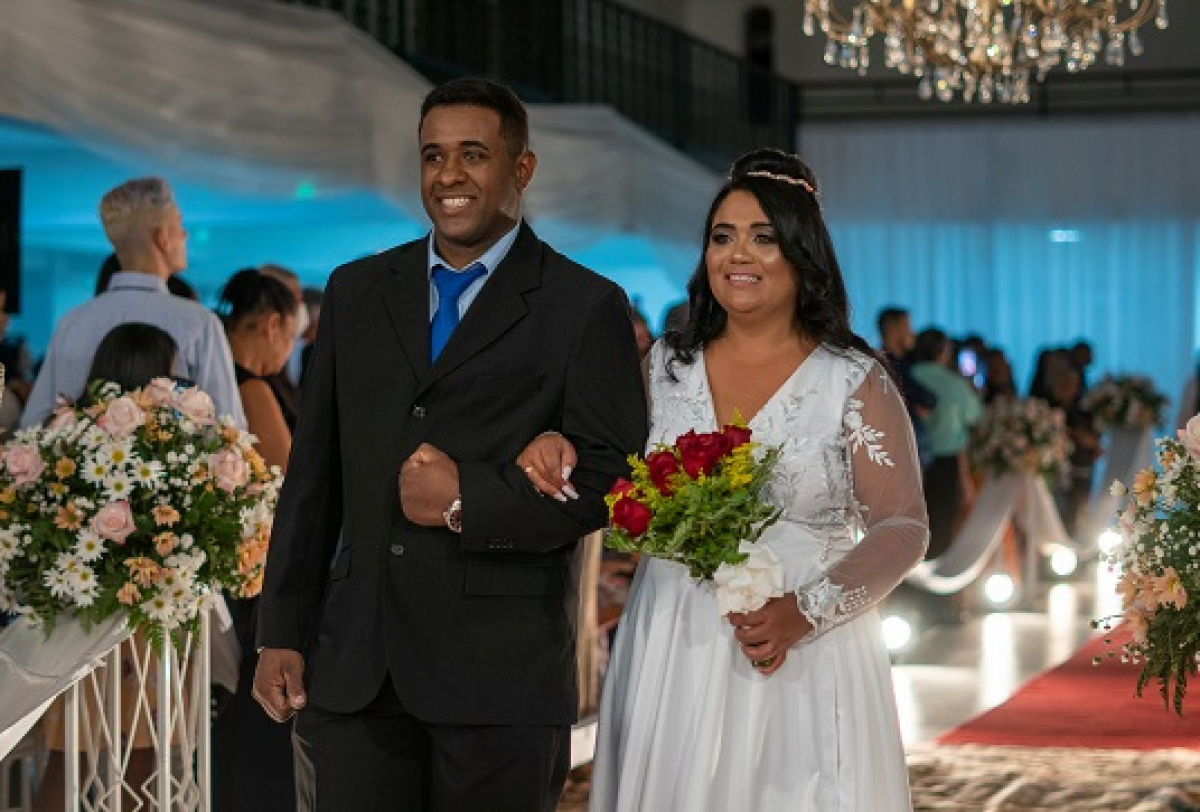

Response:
(420, 77), (530, 158)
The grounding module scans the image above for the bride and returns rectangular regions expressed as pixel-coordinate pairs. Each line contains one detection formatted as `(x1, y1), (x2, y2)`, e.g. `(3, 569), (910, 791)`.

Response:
(519, 149), (929, 810)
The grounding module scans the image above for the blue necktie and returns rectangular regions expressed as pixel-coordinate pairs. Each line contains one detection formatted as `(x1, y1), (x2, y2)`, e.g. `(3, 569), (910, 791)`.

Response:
(430, 262), (487, 361)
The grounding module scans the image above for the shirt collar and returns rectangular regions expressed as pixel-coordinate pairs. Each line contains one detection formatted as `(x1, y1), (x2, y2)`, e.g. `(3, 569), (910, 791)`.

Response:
(426, 221), (522, 278)
(107, 271), (169, 293)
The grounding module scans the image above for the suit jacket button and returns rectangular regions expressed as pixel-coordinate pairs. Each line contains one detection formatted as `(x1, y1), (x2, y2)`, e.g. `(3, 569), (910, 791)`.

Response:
(390, 543), (406, 556)
(411, 405), (426, 419)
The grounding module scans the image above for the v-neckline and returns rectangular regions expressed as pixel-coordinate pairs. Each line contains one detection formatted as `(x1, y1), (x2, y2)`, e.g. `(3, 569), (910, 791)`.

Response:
(698, 345), (820, 431)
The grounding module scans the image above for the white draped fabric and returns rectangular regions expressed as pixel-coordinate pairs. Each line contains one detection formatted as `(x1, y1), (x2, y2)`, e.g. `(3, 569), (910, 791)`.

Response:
(799, 117), (1200, 422)
(906, 473), (1071, 595)
(0, 615), (128, 761)
(1080, 426), (1156, 542)
(0, 0), (718, 275)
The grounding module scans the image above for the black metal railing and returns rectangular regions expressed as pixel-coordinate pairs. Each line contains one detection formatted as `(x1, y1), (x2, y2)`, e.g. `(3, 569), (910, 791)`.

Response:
(277, 0), (801, 172)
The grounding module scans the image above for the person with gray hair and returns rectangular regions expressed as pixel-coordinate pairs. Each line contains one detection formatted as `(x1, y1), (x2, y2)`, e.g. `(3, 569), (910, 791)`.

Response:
(20, 177), (245, 428)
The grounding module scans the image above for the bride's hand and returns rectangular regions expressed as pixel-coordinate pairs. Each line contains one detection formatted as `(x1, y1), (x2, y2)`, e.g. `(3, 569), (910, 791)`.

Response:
(727, 596), (814, 676)
(516, 431), (579, 502)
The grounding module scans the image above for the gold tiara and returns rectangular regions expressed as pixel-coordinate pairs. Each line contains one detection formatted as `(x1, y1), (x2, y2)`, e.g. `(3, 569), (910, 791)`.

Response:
(744, 170), (817, 196)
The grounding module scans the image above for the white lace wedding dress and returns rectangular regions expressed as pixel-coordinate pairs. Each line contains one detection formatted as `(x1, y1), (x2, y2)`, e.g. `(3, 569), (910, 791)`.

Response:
(589, 342), (929, 812)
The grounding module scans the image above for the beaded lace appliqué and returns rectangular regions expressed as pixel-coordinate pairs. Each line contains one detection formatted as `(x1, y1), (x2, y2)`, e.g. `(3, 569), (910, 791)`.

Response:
(795, 577), (869, 637)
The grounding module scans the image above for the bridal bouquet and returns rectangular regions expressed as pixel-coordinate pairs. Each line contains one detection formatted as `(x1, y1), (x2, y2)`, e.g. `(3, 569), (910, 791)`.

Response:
(1097, 416), (1200, 714)
(0, 379), (281, 652)
(968, 398), (1071, 481)
(605, 424), (784, 614)
(1081, 374), (1169, 432)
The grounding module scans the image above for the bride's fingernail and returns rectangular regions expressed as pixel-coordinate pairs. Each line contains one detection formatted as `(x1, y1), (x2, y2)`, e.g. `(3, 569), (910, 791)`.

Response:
(563, 484), (580, 500)
(562, 465), (573, 480)
(554, 491), (569, 503)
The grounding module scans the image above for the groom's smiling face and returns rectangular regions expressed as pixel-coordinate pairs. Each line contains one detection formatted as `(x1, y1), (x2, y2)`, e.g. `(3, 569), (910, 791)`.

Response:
(418, 104), (536, 269)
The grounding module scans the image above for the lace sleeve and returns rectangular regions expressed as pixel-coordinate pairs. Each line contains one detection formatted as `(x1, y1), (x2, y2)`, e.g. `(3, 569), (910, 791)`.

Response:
(794, 359), (930, 641)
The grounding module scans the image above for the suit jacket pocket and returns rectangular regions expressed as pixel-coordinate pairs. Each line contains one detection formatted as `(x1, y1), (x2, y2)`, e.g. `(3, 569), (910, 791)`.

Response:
(471, 373), (544, 396)
(464, 560), (567, 597)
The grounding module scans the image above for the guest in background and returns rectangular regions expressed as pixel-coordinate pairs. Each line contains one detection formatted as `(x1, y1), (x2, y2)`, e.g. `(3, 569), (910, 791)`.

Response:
(877, 306), (937, 470)
(911, 327), (983, 561)
(218, 269), (299, 471)
(1069, 340), (1094, 400)
(258, 263), (308, 430)
(1044, 365), (1101, 536)
(212, 267), (300, 812)
(96, 250), (198, 300)
(293, 285), (323, 387)
(21, 177), (245, 429)
(0, 286), (32, 433)
(982, 347), (1018, 404)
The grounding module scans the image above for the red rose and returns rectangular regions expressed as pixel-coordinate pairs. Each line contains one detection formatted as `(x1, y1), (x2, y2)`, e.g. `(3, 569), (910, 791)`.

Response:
(645, 450), (681, 495)
(608, 477), (636, 499)
(611, 496), (653, 537)
(721, 424), (752, 450)
(676, 429), (729, 478)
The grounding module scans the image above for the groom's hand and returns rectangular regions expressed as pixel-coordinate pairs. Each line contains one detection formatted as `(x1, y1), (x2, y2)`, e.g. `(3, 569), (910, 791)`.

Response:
(253, 648), (307, 723)
(400, 443), (460, 526)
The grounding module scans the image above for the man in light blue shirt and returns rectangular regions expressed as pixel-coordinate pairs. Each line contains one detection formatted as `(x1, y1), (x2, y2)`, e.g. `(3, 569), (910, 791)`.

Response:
(21, 178), (245, 429)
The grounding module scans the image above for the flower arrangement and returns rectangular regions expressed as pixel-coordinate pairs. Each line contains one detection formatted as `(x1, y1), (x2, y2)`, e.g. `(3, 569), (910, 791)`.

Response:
(0, 379), (281, 652)
(968, 397), (1072, 481)
(1081, 374), (1170, 432)
(1096, 416), (1200, 714)
(605, 423), (784, 614)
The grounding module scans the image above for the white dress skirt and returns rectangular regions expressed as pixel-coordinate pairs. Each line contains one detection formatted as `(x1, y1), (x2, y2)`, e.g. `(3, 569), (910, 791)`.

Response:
(589, 342), (927, 811)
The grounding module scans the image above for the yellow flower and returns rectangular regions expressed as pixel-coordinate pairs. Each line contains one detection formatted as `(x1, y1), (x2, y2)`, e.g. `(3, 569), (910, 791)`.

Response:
(56, 458), (77, 479)
(0, 488), (13, 504)
(1131, 469), (1157, 505)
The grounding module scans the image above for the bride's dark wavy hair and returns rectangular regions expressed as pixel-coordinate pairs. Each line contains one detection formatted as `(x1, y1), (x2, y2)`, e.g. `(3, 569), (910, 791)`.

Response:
(665, 148), (875, 376)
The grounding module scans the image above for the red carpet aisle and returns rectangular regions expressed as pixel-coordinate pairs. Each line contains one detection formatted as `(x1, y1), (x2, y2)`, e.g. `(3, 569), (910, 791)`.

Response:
(939, 625), (1200, 749)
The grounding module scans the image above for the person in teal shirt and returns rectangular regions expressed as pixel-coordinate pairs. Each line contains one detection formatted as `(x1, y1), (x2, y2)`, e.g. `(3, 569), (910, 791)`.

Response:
(911, 328), (983, 560)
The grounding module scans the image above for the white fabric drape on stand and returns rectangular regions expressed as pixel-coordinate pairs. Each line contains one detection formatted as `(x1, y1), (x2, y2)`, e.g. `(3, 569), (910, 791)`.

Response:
(0, 615), (129, 761)
(799, 117), (1200, 412)
(907, 473), (1071, 595)
(0, 0), (718, 279)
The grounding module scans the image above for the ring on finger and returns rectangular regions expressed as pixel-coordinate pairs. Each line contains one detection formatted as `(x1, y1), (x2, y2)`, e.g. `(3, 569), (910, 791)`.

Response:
(751, 655), (778, 669)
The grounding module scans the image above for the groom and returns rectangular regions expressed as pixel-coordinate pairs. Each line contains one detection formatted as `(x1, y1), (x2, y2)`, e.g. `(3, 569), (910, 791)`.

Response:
(253, 77), (648, 811)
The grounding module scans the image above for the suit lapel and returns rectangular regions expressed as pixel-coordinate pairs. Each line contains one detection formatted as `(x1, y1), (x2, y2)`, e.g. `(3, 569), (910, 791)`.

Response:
(382, 243), (432, 382)
(423, 223), (543, 391)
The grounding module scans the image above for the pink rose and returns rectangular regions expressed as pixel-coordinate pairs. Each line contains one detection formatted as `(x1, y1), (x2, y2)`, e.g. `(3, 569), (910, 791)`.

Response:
(4, 443), (46, 486)
(1178, 415), (1200, 460)
(91, 501), (136, 544)
(173, 387), (216, 424)
(209, 448), (250, 493)
(143, 378), (177, 407)
(98, 395), (146, 439)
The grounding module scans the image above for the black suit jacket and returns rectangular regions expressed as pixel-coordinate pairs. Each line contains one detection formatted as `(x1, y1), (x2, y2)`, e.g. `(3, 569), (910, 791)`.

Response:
(257, 224), (648, 726)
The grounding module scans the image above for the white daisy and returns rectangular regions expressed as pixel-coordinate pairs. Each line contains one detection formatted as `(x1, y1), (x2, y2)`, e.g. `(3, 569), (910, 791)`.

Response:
(74, 530), (106, 562)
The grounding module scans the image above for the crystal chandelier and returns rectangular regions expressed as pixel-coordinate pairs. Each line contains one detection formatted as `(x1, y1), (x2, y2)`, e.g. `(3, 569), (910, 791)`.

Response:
(802, 0), (1169, 104)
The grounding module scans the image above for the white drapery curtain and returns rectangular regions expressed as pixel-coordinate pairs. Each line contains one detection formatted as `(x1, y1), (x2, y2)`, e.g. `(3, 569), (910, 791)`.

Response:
(0, 0), (718, 279)
(799, 116), (1200, 423)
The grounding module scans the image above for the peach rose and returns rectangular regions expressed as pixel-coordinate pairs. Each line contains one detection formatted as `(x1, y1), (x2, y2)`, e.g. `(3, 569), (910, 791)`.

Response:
(91, 500), (136, 544)
(4, 444), (46, 487)
(208, 448), (250, 494)
(173, 388), (215, 424)
(98, 395), (146, 439)
(1179, 415), (1200, 460)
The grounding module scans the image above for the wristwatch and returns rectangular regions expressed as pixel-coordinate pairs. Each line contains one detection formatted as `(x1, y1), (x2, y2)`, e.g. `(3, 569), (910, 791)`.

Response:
(443, 497), (463, 533)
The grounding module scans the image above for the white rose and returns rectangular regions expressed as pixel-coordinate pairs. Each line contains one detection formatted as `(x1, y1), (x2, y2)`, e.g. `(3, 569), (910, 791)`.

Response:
(174, 388), (216, 424)
(713, 542), (785, 615)
(98, 395), (146, 439)
(1178, 415), (1200, 460)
